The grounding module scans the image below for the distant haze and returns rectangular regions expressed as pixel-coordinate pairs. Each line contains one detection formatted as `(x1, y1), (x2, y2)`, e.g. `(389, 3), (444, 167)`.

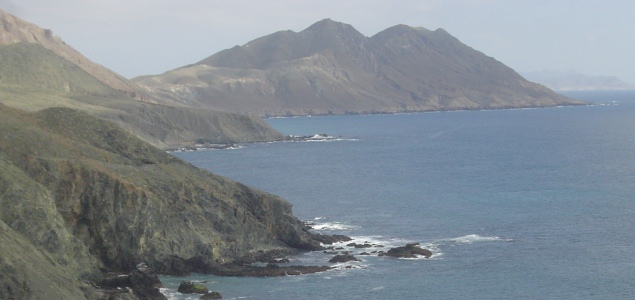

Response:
(2, 1), (634, 84)
(522, 70), (633, 91)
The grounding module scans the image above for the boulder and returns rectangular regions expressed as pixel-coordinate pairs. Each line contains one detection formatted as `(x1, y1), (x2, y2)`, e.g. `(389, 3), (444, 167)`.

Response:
(381, 243), (432, 258)
(178, 281), (209, 294)
(329, 254), (360, 263)
(99, 263), (166, 300)
(129, 263), (166, 299)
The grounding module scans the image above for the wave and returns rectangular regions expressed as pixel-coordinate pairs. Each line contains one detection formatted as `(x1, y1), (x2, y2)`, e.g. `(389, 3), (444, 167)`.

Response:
(309, 221), (360, 231)
(287, 134), (359, 142)
(441, 234), (512, 244)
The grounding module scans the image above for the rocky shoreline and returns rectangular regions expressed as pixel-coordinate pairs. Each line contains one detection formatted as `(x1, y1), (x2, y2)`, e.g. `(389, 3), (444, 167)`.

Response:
(167, 133), (343, 152)
(91, 229), (435, 298)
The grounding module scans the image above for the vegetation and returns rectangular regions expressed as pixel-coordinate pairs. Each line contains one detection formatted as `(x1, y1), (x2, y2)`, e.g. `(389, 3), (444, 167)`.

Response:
(0, 42), (283, 149)
(0, 104), (316, 299)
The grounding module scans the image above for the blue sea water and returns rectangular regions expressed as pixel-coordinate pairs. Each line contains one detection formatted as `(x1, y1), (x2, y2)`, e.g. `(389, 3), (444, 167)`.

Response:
(165, 90), (635, 299)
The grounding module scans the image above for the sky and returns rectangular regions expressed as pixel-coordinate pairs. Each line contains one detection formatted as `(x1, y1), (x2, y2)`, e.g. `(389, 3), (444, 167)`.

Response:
(2, 0), (634, 84)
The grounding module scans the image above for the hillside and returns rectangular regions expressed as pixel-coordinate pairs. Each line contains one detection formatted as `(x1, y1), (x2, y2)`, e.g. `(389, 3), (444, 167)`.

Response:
(134, 19), (587, 117)
(0, 10), (284, 148)
(0, 104), (324, 299)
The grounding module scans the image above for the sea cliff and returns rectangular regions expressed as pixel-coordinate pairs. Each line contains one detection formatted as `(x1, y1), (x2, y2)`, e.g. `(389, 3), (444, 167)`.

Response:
(0, 104), (328, 299)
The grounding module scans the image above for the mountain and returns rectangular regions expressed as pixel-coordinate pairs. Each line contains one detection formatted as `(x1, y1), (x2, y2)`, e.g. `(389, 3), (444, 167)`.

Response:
(521, 70), (633, 91)
(0, 9), (140, 97)
(134, 19), (587, 117)
(0, 10), (283, 148)
(0, 104), (326, 299)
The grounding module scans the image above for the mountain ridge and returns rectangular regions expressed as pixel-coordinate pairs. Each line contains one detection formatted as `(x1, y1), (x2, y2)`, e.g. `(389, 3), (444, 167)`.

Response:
(0, 9), (284, 149)
(135, 19), (586, 117)
(0, 9), (142, 98)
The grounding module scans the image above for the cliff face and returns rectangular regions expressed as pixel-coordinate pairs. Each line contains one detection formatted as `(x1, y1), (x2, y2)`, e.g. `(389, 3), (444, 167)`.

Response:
(0, 104), (319, 299)
(134, 19), (587, 117)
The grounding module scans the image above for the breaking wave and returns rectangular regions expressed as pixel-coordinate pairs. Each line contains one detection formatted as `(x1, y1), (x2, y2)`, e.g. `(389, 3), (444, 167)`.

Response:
(441, 234), (512, 244)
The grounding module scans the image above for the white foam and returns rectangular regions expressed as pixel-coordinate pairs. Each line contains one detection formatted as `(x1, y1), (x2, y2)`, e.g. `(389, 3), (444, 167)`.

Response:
(443, 234), (511, 244)
(161, 287), (198, 300)
(310, 222), (360, 231)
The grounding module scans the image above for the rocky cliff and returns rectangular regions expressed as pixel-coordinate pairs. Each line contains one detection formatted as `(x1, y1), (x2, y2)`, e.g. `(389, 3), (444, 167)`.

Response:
(134, 19), (587, 117)
(0, 104), (323, 299)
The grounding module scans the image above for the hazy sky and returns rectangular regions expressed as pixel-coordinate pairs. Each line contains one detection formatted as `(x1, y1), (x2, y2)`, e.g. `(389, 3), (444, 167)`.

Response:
(2, 0), (634, 83)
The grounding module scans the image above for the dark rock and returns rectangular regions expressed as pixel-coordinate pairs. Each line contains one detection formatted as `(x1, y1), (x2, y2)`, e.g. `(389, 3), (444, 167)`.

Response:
(329, 254), (360, 263)
(359, 252), (370, 256)
(210, 263), (331, 277)
(178, 281), (209, 294)
(311, 233), (353, 245)
(99, 263), (166, 300)
(382, 243), (432, 258)
(201, 291), (223, 299)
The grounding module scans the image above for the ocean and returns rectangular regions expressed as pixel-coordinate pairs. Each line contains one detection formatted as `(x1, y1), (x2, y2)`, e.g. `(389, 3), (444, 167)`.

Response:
(164, 90), (635, 299)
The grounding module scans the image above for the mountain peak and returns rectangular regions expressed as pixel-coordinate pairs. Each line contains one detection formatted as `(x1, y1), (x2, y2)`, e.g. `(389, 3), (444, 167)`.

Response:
(0, 9), (58, 45)
(0, 9), (140, 94)
(305, 18), (345, 31)
(303, 18), (365, 38)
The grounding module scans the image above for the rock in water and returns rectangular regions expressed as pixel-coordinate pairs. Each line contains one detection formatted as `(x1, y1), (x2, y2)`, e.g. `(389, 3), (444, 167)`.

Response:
(382, 243), (432, 258)
(177, 281), (209, 294)
(98, 263), (166, 300)
(329, 254), (361, 263)
(201, 291), (223, 299)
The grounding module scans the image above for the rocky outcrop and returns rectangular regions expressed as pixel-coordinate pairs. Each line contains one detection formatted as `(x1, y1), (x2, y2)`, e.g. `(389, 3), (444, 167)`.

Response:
(329, 254), (360, 263)
(209, 263), (331, 277)
(310, 233), (353, 245)
(99, 263), (166, 300)
(380, 243), (432, 258)
(0, 104), (338, 298)
(177, 281), (209, 294)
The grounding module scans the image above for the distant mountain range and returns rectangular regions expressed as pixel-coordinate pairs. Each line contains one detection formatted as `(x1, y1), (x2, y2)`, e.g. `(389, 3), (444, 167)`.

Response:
(521, 70), (632, 91)
(134, 18), (586, 117)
